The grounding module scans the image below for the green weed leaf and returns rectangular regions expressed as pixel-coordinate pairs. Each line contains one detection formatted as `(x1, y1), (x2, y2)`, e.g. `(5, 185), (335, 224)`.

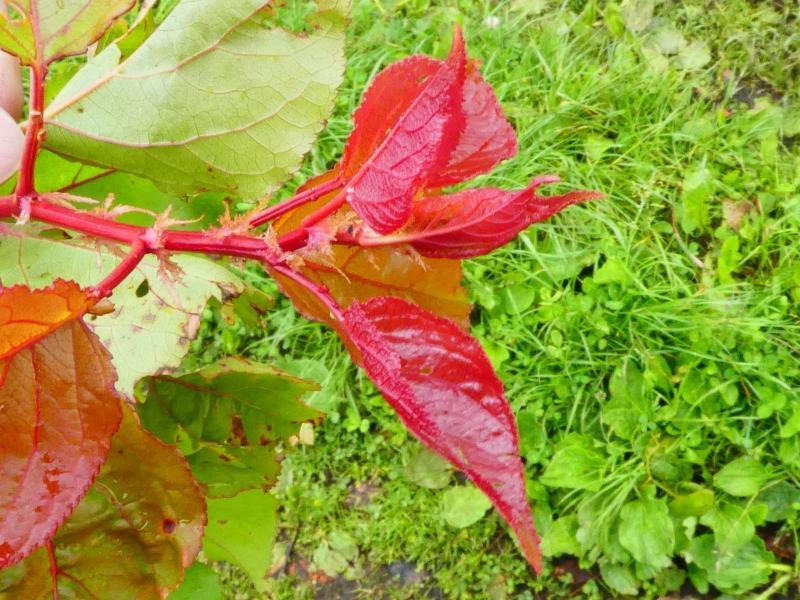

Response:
(541, 434), (606, 491)
(441, 486), (492, 529)
(714, 457), (771, 497)
(618, 497), (674, 568)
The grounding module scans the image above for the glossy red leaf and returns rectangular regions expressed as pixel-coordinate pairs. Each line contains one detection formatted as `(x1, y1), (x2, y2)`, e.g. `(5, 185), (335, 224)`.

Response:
(342, 296), (542, 573)
(368, 177), (602, 259)
(340, 56), (440, 178)
(426, 62), (518, 188)
(0, 306), (122, 568)
(343, 28), (467, 234)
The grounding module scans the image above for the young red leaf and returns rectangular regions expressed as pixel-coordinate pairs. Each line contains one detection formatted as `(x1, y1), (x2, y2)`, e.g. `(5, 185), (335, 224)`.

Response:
(343, 28), (467, 234)
(340, 55), (440, 178)
(365, 177), (602, 259)
(0, 288), (122, 568)
(341, 56), (517, 191)
(425, 62), (518, 188)
(341, 297), (542, 573)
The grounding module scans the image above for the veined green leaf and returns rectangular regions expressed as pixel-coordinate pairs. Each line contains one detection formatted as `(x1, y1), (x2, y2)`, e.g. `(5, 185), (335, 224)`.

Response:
(44, 0), (349, 198)
(137, 357), (321, 498)
(204, 490), (278, 593)
(0, 230), (246, 394)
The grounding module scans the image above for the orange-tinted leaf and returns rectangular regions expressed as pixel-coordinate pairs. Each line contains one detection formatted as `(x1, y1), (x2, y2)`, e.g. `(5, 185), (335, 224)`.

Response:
(0, 404), (206, 598)
(0, 307), (122, 568)
(271, 195), (471, 332)
(0, 279), (91, 359)
(342, 297), (542, 573)
(386, 178), (602, 258)
(343, 28), (467, 233)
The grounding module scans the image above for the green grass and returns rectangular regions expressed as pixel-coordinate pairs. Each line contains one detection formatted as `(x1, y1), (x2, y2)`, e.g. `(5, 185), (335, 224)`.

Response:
(190, 0), (800, 597)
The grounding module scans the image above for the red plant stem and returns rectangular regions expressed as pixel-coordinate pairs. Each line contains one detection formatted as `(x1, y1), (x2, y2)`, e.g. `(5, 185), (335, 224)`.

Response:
(46, 540), (59, 600)
(92, 238), (148, 298)
(249, 176), (342, 227)
(15, 64), (46, 198)
(18, 197), (282, 264)
(271, 263), (344, 322)
(277, 192), (346, 251)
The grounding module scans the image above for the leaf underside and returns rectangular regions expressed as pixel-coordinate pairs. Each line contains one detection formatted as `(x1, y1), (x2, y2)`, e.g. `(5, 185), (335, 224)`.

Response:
(0, 0), (136, 66)
(44, 0), (350, 198)
(0, 230), (247, 394)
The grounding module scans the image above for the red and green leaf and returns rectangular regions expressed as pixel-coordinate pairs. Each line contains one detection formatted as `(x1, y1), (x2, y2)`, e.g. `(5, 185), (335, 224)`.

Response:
(341, 296), (542, 573)
(0, 282), (122, 569)
(0, 0), (136, 66)
(0, 404), (206, 597)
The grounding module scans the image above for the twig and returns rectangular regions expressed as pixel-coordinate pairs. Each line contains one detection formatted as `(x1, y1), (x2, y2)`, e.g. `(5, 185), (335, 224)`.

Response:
(249, 176), (341, 227)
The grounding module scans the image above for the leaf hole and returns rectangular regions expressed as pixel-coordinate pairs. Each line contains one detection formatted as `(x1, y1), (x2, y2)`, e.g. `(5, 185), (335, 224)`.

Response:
(420, 365), (434, 376)
(162, 519), (177, 534)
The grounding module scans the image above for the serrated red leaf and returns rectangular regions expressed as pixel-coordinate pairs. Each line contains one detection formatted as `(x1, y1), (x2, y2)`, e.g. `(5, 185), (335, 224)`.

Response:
(343, 28), (467, 234)
(426, 62), (518, 188)
(342, 297), (542, 573)
(342, 56), (517, 191)
(0, 285), (122, 568)
(376, 177), (602, 259)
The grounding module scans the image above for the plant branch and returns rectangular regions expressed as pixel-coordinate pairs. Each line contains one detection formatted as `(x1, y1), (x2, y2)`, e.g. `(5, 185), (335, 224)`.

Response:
(58, 168), (118, 193)
(46, 540), (59, 600)
(276, 191), (346, 251)
(249, 176), (341, 227)
(91, 238), (148, 298)
(15, 63), (46, 198)
(271, 262), (344, 322)
(2, 194), (285, 265)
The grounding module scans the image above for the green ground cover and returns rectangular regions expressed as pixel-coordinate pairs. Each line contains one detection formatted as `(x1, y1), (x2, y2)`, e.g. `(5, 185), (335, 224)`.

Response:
(188, 0), (800, 597)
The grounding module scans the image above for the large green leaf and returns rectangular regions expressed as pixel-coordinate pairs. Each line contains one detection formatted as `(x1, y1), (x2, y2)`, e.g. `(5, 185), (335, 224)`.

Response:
(204, 490), (278, 593)
(43, 0), (349, 198)
(0, 0), (134, 65)
(0, 405), (205, 599)
(0, 230), (246, 394)
(137, 357), (322, 498)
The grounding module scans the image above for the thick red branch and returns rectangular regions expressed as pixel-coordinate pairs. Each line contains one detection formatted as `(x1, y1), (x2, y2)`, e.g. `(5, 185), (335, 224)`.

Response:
(2, 194), (285, 265)
(15, 64), (46, 198)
